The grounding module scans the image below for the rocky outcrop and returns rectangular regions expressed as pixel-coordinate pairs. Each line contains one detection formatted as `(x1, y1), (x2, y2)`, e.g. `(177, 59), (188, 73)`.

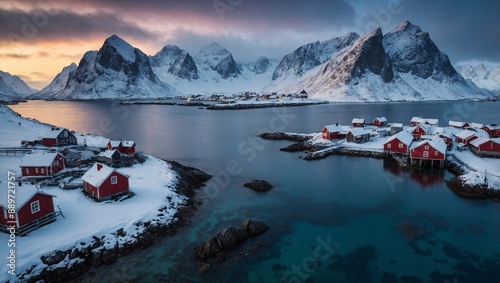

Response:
(243, 180), (273, 192)
(193, 220), (269, 265)
(258, 132), (312, 142)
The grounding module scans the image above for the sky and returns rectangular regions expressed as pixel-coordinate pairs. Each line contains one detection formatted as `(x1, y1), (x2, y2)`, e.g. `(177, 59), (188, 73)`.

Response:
(0, 0), (499, 90)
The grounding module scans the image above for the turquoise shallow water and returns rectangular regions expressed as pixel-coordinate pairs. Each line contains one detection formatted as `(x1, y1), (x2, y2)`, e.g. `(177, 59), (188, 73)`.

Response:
(10, 100), (500, 282)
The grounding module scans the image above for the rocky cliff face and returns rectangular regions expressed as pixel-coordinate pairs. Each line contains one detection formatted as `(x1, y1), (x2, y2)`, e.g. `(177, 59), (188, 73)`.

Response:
(195, 42), (241, 79)
(149, 45), (199, 80)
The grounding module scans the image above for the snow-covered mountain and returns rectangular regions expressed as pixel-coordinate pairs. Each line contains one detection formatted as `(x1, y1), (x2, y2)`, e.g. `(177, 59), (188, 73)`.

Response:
(267, 21), (489, 102)
(151, 42), (278, 95)
(32, 63), (77, 98)
(51, 35), (176, 100)
(272, 32), (359, 80)
(0, 71), (37, 101)
(457, 63), (500, 95)
(149, 45), (199, 81)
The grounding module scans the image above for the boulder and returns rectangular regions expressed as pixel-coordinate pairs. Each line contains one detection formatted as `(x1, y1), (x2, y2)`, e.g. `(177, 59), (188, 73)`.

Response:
(243, 180), (273, 192)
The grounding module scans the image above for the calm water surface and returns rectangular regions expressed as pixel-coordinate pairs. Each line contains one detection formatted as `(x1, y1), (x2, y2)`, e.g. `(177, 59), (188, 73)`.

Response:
(10, 100), (500, 282)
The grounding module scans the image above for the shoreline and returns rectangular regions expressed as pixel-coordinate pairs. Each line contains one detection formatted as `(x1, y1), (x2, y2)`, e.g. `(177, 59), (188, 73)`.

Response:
(20, 161), (211, 283)
(260, 131), (500, 200)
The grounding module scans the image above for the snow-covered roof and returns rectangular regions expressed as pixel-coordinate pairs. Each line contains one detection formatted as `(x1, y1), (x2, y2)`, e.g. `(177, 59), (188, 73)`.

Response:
(469, 138), (490, 148)
(469, 122), (483, 129)
(374, 117), (387, 122)
(411, 123), (431, 133)
(19, 152), (61, 167)
(324, 124), (343, 133)
(454, 129), (477, 140)
(386, 131), (413, 146)
(412, 136), (447, 154)
(108, 140), (121, 147)
(82, 163), (117, 188)
(411, 117), (438, 125)
(410, 117), (421, 122)
(0, 185), (55, 210)
(42, 128), (65, 139)
(348, 128), (370, 137)
(352, 118), (365, 124)
(449, 121), (466, 128)
(122, 141), (135, 148)
(484, 124), (500, 130)
(98, 150), (120, 159)
(391, 123), (403, 128)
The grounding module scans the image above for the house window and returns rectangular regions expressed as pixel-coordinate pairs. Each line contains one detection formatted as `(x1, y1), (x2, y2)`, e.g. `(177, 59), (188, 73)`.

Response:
(111, 176), (118, 185)
(435, 151), (438, 156)
(35, 168), (39, 174)
(387, 144), (391, 148)
(423, 151), (429, 158)
(26, 168), (29, 174)
(41, 168), (45, 174)
(55, 160), (59, 166)
(31, 200), (40, 214)
(424, 145), (429, 150)
(399, 143), (404, 148)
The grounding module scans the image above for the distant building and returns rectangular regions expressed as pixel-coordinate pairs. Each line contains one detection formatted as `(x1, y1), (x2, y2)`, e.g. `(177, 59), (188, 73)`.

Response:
(351, 118), (365, 128)
(410, 117), (438, 126)
(41, 128), (77, 147)
(482, 124), (500, 138)
(322, 124), (346, 140)
(373, 117), (387, 127)
(346, 128), (370, 143)
(107, 140), (136, 155)
(410, 124), (432, 140)
(95, 149), (121, 165)
(469, 138), (500, 157)
(390, 123), (404, 135)
(410, 136), (447, 168)
(454, 130), (479, 145)
(448, 121), (469, 128)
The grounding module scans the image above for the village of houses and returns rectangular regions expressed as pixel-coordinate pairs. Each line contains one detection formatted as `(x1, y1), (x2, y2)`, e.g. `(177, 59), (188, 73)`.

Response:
(0, 105), (186, 278)
(314, 116), (500, 189)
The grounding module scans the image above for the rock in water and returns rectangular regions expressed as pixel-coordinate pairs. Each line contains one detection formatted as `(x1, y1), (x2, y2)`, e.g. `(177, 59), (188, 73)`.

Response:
(243, 180), (274, 192)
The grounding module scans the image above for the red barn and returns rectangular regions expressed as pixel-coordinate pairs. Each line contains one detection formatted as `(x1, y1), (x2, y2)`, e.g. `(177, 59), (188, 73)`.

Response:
(373, 117), (387, 127)
(453, 130), (478, 145)
(384, 131), (413, 154)
(19, 152), (66, 177)
(469, 138), (500, 157)
(0, 187), (57, 235)
(107, 140), (121, 151)
(322, 124), (345, 140)
(352, 118), (365, 127)
(482, 124), (500, 138)
(410, 136), (447, 162)
(82, 163), (130, 201)
(410, 124), (431, 140)
(41, 128), (77, 147)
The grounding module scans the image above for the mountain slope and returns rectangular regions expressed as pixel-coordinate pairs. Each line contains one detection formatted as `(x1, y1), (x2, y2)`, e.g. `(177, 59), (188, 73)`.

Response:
(149, 45), (199, 81)
(0, 71), (37, 101)
(33, 63), (77, 98)
(457, 64), (500, 95)
(195, 42), (241, 79)
(54, 35), (176, 99)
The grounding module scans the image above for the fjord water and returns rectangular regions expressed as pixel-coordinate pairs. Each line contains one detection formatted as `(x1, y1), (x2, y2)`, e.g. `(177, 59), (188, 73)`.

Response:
(10, 101), (500, 282)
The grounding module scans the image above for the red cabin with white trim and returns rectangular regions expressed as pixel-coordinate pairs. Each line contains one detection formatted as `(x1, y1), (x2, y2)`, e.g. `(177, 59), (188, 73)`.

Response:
(19, 152), (66, 177)
(469, 138), (500, 157)
(82, 163), (129, 201)
(384, 131), (413, 154)
(482, 125), (500, 138)
(410, 137), (447, 161)
(373, 117), (387, 127)
(351, 118), (365, 128)
(453, 130), (478, 145)
(322, 124), (345, 140)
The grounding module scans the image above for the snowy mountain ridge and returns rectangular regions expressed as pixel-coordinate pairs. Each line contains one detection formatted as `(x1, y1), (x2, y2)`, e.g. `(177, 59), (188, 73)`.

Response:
(457, 63), (500, 95)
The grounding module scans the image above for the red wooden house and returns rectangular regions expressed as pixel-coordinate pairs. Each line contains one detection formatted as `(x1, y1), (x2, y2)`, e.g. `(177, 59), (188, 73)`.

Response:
(453, 130), (478, 145)
(448, 121), (469, 128)
(107, 140), (136, 155)
(82, 163), (130, 201)
(322, 124), (345, 140)
(41, 128), (77, 147)
(469, 138), (500, 157)
(352, 118), (365, 127)
(410, 124), (431, 140)
(410, 117), (439, 126)
(482, 124), (500, 138)
(20, 152), (66, 177)
(438, 132), (453, 146)
(373, 117), (387, 127)
(0, 187), (57, 235)
(384, 131), (413, 154)
(410, 137), (447, 168)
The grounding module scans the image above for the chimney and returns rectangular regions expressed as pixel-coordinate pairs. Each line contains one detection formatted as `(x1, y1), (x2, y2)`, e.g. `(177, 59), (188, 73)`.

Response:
(97, 164), (103, 171)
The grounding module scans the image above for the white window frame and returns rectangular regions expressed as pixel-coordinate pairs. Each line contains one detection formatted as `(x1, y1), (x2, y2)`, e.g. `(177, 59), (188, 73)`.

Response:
(35, 168), (39, 174)
(424, 145), (429, 150)
(41, 168), (45, 174)
(31, 200), (40, 214)
(399, 143), (404, 148)
(111, 176), (118, 185)
(387, 144), (391, 148)
(435, 151), (438, 156)
(423, 151), (429, 158)
(26, 168), (30, 174)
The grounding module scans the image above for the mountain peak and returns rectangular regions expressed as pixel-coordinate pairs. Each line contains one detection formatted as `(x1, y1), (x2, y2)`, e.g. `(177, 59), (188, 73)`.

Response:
(102, 35), (136, 62)
(392, 20), (421, 34)
(198, 42), (229, 56)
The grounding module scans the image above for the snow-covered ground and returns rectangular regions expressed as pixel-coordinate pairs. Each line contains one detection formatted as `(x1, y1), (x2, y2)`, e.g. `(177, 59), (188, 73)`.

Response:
(210, 97), (326, 108)
(0, 105), (184, 281)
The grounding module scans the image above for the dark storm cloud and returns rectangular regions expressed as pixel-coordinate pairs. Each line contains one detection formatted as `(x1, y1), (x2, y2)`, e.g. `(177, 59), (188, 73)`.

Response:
(0, 7), (155, 45)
